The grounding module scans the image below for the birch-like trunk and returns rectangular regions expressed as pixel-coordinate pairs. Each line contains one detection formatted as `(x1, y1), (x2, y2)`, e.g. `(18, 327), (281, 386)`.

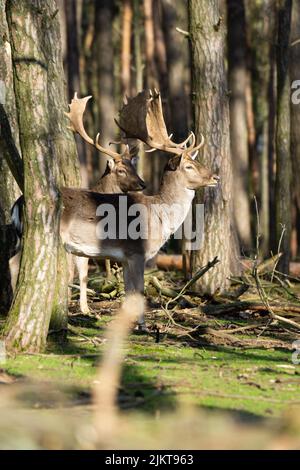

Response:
(189, 0), (240, 294)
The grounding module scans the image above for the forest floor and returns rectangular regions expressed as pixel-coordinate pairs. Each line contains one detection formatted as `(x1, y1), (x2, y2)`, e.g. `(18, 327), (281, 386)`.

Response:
(0, 264), (300, 449)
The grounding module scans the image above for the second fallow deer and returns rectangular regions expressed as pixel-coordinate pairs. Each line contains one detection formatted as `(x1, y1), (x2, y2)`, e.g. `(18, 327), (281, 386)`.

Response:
(60, 90), (219, 328)
(65, 93), (146, 313)
(9, 94), (146, 315)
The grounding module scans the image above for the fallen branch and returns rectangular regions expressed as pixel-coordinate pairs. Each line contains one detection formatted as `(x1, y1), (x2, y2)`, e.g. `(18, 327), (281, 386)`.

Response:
(165, 256), (220, 310)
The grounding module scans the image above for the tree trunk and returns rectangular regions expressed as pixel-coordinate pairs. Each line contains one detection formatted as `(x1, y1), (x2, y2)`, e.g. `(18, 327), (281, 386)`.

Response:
(162, 0), (189, 143)
(275, 0), (292, 274)
(0, 0), (21, 313)
(4, 0), (80, 352)
(80, 0), (95, 185)
(143, 0), (157, 89)
(133, 0), (145, 178)
(227, 0), (251, 251)
(94, 0), (115, 177)
(153, 0), (169, 100)
(64, 0), (88, 188)
(189, 0), (240, 294)
(246, 0), (276, 256)
(290, 1), (300, 216)
(121, 0), (133, 96)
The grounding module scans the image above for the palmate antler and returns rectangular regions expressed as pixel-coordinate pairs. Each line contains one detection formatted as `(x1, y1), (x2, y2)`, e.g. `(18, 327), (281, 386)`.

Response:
(65, 93), (137, 162)
(115, 89), (204, 158)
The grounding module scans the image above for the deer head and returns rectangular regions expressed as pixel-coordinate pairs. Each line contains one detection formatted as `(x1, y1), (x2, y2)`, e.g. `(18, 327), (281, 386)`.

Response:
(65, 93), (145, 192)
(116, 89), (220, 190)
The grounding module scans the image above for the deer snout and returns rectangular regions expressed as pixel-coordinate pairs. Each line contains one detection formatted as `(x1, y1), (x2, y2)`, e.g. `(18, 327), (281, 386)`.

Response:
(138, 179), (146, 190)
(206, 174), (220, 187)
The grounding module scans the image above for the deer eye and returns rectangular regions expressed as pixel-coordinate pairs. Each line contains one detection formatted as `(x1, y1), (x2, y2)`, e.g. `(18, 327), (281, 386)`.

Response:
(117, 170), (127, 176)
(185, 165), (194, 170)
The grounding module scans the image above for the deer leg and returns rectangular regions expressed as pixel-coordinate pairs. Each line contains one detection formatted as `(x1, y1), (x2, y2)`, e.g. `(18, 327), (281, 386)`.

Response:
(75, 256), (90, 314)
(105, 258), (112, 278)
(66, 253), (75, 300)
(123, 255), (145, 327)
(9, 250), (21, 293)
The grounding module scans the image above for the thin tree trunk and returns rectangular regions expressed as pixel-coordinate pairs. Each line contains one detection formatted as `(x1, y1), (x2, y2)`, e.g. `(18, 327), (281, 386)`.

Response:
(121, 0), (133, 96)
(94, 0), (115, 177)
(275, 0), (292, 274)
(189, 0), (240, 294)
(290, 0), (300, 217)
(246, 0), (276, 256)
(64, 0), (88, 188)
(4, 0), (80, 352)
(143, 0), (161, 192)
(153, 0), (168, 100)
(162, 0), (189, 143)
(80, 0), (95, 184)
(143, 0), (158, 88)
(133, 0), (145, 178)
(268, 9), (277, 254)
(227, 0), (251, 251)
(133, 0), (143, 93)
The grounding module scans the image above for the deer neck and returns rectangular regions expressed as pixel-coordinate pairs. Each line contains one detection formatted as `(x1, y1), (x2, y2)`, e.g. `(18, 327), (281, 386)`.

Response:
(92, 173), (121, 193)
(158, 170), (195, 209)
(144, 171), (195, 261)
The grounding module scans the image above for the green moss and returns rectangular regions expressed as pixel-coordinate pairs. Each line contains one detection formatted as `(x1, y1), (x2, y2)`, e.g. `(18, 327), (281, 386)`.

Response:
(1, 312), (299, 419)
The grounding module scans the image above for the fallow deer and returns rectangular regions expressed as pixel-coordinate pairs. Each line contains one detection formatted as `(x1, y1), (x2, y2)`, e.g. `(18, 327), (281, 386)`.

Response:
(65, 93), (145, 313)
(9, 93), (146, 315)
(60, 90), (220, 328)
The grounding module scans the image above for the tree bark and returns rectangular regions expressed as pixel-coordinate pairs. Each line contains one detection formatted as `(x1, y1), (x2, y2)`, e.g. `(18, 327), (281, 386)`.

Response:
(290, 1), (300, 214)
(94, 0), (115, 177)
(162, 0), (189, 143)
(189, 0), (240, 294)
(4, 0), (80, 352)
(121, 0), (133, 96)
(227, 0), (251, 251)
(275, 0), (292, 274)
(143, 0), (158, 89)
(0, 0), (21, 313)
(64, 0), (88, 188)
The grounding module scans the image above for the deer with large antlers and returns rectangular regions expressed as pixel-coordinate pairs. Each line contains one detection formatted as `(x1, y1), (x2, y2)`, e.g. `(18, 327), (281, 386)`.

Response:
(9, 93), (146, 315)
(65, 93), (145, 313)
(10, 90), (219, 328)
(60, 90), (219, 327)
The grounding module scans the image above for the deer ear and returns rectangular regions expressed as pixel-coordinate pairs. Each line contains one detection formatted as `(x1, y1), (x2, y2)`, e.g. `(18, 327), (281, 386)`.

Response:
(166, 155), (182, 171)
(107, 159), (115, 171)
(130, 156), (139, 168)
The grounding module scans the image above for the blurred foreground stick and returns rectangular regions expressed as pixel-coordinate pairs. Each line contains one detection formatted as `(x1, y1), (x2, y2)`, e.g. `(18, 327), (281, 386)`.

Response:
(93, 294), (144, 440)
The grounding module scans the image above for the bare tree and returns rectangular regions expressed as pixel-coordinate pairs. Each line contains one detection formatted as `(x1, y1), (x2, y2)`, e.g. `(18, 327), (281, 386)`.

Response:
(189, 0), (240, 294)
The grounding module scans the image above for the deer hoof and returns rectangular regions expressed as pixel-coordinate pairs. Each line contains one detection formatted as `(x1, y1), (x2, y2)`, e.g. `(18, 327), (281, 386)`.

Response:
(135, 323), (148, 334)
